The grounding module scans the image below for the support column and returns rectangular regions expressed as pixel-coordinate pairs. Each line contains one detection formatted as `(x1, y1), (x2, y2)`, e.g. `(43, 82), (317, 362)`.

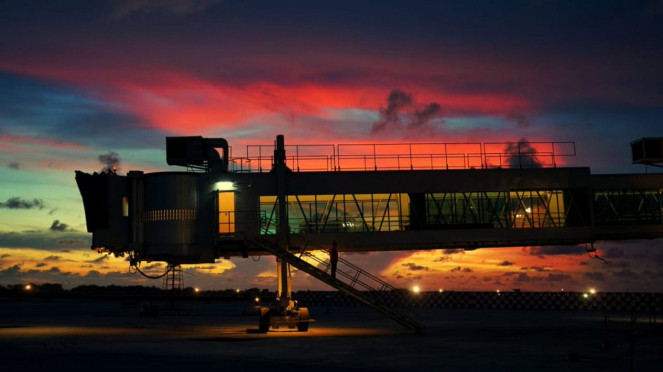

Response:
(275, 134), (291, 312)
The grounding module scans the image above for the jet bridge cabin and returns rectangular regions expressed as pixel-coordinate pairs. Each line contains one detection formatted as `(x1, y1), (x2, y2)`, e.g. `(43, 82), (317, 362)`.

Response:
(75, 136), (663, 265)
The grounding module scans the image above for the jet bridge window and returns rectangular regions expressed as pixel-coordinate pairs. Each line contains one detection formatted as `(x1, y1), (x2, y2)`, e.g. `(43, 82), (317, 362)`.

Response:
(259, 193), (409, 234)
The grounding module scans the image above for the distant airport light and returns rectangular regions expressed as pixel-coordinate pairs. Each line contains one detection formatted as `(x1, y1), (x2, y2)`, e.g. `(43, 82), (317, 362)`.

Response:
(236, 289), (241, 293)
(216, 181), (236, 191)
(583, 293), (589, 298)
(194, 287), (200, 293)
(255, 297), (260, 303)
(412, 285), (421, 294)
(24, 284), (32, 291)
(438, 289), (443, 293)
(589, 288), (596, 295)
(561, 288), (564, 291)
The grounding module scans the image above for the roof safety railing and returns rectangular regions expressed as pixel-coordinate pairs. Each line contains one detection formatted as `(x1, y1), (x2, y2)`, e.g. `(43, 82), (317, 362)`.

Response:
(229, 141), (576, 173)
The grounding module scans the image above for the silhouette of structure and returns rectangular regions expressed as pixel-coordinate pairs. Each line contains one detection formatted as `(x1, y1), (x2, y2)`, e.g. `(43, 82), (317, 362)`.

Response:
(75, 135), (663, 332)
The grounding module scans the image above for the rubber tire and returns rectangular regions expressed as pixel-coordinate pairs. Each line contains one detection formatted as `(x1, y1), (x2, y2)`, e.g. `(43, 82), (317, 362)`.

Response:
(259, 307), (270, 333)
(297, 307), (309, 332)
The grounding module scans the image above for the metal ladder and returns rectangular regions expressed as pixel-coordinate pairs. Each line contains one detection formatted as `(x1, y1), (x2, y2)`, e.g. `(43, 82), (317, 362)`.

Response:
(250, 237), (424, 333)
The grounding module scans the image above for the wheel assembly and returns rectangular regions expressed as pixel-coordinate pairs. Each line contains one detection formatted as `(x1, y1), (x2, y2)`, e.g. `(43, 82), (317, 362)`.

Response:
(297, 307), (309, 332)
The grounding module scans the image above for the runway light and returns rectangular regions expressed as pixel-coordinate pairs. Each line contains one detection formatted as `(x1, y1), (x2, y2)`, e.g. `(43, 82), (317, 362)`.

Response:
(412, 285), (421, 294)
(24, 284), (32, 291)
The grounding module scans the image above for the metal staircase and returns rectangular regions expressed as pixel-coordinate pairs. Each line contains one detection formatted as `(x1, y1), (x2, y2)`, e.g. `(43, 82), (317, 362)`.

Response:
(250, 237), (425, 333)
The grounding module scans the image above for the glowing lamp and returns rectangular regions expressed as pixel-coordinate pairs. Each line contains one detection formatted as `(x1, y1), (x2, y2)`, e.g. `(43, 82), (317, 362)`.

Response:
(589, 288), (596, 295)
(412, 285), (421, 294)
(25, 284), (32, 291)
(216, 181), (236, 191)
(255, 297), (260, 302)
(194, 287), (200, 293)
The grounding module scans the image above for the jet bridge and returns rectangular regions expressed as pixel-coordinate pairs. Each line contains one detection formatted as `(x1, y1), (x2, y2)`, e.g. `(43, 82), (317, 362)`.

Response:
(75, 135), (663, 332)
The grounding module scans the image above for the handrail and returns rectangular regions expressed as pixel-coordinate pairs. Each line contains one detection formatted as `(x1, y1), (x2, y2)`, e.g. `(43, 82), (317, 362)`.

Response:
(292, 233), (400, 292)
(229, 141), (576, 173)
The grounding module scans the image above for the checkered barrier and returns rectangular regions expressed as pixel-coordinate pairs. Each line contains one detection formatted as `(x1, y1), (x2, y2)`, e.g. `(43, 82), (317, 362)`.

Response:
(293, 291), (663, 312)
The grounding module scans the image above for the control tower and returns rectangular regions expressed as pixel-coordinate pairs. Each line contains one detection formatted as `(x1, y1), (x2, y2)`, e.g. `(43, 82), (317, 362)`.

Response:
(75, 135), (663, 332)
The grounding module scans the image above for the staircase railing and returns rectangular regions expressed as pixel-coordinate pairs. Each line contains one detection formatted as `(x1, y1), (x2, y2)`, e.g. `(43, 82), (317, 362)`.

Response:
(250, 237), (424, 333)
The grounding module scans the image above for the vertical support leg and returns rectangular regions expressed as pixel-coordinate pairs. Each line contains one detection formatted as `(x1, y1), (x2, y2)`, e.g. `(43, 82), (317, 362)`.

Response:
(276, 258), (292, 312)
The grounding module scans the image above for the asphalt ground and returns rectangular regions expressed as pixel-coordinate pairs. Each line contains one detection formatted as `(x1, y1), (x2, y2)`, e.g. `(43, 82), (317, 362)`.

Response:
(1, 298), (661, 371)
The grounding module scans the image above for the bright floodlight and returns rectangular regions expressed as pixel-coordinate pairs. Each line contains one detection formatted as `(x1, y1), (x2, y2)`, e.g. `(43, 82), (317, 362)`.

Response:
(255, 297), (260, 302)
(25, 284), (32, 291)
(412, 285), (421, 294)
(194, 287), (200, 293)
(589, 288), (596, 294)
(216, 181), (235, 191)
(583, 293), (589, 298)
(236, 288), (240, 293)
(438, 289), (443, 293)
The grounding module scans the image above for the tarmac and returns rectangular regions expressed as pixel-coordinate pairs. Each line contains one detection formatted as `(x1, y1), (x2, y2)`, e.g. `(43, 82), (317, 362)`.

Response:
(1, 297), (661, 371)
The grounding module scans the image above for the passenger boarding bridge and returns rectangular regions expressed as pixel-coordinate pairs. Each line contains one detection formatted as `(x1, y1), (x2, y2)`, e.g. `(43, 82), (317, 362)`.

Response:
(75, 136), (663, 332)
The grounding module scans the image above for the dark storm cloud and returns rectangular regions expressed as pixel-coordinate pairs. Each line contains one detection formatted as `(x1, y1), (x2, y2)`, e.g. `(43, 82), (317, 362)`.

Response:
(503, 139), (542, 168)
(371, 89), (444, 134)
(98, 151), (121, 172)
(498, 261), (514, 266)
(50, 220), (75, 232)
(402, 263), (429, 272)
(371, 89), (413, 133)
(411, 103), (443, 129)
(0, 197), (45, 210)
(8, 161), (19, 170)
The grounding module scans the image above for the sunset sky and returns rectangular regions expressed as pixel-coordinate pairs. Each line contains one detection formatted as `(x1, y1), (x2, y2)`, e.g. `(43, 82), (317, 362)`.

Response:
(1, 0), (663, 293)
